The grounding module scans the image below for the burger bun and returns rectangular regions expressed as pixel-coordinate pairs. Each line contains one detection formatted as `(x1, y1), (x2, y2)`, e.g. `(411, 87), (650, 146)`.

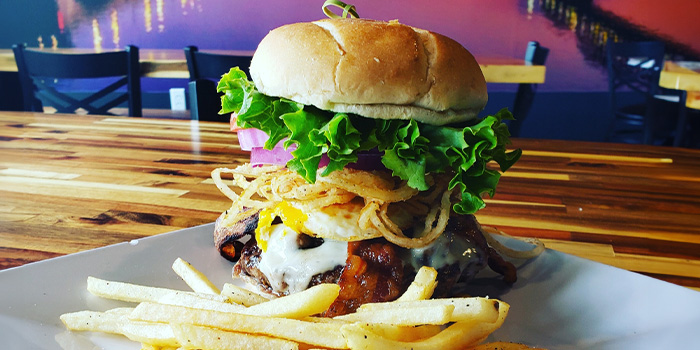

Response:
(250, 18), (487, 126)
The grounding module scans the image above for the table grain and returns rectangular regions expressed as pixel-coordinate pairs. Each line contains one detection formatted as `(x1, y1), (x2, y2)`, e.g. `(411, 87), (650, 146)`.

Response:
(1, 112), (699, 292)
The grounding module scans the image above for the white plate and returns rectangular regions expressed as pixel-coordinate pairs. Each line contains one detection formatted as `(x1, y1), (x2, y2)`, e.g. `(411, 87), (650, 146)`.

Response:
(1, 223), (699, 349)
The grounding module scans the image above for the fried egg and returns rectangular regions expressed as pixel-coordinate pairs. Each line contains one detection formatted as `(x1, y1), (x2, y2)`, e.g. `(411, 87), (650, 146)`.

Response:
(256, 199), (413, 244)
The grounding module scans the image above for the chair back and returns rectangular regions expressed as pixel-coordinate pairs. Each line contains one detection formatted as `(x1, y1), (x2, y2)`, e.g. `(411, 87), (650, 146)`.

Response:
(606, 41), (665, 106)
(184, 46), (252, 81)
(604, 40), (688, 145)
(184, 46), (251, 121)
(525, 41), (549, 66)
(12, 44), (142, 117)
(510, 41), (549, 137)
(188, 79), (221, 122)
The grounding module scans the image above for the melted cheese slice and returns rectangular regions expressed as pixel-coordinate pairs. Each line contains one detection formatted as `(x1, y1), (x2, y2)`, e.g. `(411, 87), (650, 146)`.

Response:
(258, 224), (348, 294)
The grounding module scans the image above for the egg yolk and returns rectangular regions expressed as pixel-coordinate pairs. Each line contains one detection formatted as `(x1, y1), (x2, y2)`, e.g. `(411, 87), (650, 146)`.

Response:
(255, 201), (307, 252)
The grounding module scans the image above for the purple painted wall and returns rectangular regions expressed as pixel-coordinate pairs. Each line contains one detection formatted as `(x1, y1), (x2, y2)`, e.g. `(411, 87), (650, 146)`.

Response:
(3, 0), (699, 93)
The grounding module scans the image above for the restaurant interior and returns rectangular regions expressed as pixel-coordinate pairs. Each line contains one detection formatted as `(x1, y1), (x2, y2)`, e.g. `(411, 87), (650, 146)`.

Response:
(1, 0), (699, 145)
(1, 0), (700, 349)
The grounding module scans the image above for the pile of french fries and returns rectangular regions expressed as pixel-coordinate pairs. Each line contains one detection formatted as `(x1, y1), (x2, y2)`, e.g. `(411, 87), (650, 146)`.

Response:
(60, 258), (540, 350)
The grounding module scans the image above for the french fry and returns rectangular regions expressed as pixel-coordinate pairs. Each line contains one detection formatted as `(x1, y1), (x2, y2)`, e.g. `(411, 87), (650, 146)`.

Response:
(139, 346), (178, 350)
(467, 342), (548, 350)
(356, 297), (502, 323)
(104, 307), (136, 316)
(308, 315), (441, 343)
(67, 258), (518, 350)
(139, 344), (179, 350)
(121, 321), (179, 347)
(87, 276), (176, 303)
(129, 302), (348, 349)
(138, 344), (162, 350)
(243, 284), (340, 318)
(302, 316), (349, 324)
(171, 323), (299, 350)
(362, 324), (442, 342)
(395, 266), (438, 302)
(221, 282), (270, 306)
(340, 302), (509, 350)
(60, 310), (126, 334)
(157, 283), (337, 318)
(61, 308), (179, 347)
(157, 291), (244, 313)
(334, 304), (455, 325)
(172, 258), (221, 295)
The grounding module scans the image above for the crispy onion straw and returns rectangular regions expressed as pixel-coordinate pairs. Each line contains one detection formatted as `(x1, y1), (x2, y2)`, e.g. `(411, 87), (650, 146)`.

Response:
(300, 191), (357, 210)
(212, 165), (283, 226)
(376, 188), (454, 249)
(378, 202), (402, 235)
(316, 169), (419, 203)
(213, 164), (546, 257)
(212, 164), (454, 249)
(395, 200), (430, 217)
(211, 168), (240, 202)
(358, 200), (380, 231)
(480, 226), (546, 260)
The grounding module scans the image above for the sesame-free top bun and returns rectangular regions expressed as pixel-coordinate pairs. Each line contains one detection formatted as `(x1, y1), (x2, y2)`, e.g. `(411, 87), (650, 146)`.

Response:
(249, 18), (487, 126)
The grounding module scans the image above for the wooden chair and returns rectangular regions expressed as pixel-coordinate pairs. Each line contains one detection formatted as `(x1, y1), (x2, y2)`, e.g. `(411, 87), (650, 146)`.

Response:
(605, 40), (686, 145)
(184, 46), (252, 122)
(509, 41), (549, 137)
(188, 79), (221, 122)
(184, 46), (251, 81)
(12, 44), (142, 117)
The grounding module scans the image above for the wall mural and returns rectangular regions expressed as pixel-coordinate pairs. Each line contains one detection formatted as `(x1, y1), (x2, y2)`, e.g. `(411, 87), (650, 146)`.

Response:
(1, 0), (698, 92)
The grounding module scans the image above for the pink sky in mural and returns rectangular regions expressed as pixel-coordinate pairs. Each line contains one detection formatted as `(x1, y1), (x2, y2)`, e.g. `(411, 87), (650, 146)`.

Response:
(62, 0), (697, 92)
(594, 0), (700, 56)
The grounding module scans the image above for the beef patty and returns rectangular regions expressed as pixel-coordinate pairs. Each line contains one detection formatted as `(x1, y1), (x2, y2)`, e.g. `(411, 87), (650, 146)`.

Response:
(215, 210), (515, 316)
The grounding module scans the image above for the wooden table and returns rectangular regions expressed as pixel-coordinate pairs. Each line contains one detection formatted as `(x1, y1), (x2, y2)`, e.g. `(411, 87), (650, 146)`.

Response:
(1, 112), (699, 292)
(0, 48), (545, 83)
(661, 61), (700, 110)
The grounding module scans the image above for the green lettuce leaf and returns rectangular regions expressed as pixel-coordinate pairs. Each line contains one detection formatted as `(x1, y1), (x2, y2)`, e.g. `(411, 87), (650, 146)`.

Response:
(283, 108), (326, 183)
(379, 120), (431, 190)
(217, 67), (521, 215)
(319, 113), (363, 175)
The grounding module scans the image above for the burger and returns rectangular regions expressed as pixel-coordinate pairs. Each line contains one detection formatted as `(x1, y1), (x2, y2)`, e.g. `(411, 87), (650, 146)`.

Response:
(211, 18), (522, 317)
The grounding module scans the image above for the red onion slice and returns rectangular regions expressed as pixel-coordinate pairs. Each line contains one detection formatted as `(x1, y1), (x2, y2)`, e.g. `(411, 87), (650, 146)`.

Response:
(250, 146), (332, 168)
(250, 146), (295, 166)
(250, 146), (383, 171)
(240, 128), (385, 170)
(237, 128), (277, 151)
(250, 145), (335, 167)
